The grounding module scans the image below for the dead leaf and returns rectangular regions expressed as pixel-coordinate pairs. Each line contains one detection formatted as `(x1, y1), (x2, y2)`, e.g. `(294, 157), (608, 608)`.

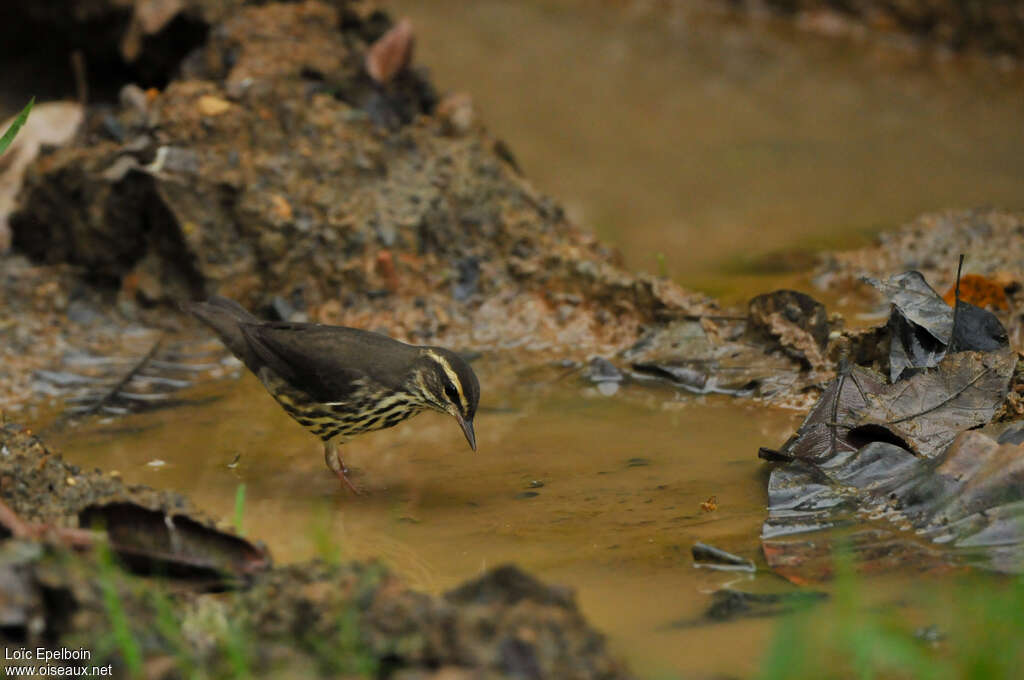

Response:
(762, 364), (887, 463)
(762, 427), (1024, 583)
(437, 92), (474, 136)
(860, 348), (1017, 458)
(771, 348), (1016, 463)
(269, 194), (293, 221)
(943, 274), (1009, 310)
(79, 503), (270, 579)
(867, 271), (951, 381)
(747, 290), (831, 370)
(365, 18), (414, 85)
(949, 300), (1009, 353)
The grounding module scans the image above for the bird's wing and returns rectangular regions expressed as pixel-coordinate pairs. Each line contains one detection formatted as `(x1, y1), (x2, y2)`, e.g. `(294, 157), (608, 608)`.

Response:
(238, 322), (413, 402)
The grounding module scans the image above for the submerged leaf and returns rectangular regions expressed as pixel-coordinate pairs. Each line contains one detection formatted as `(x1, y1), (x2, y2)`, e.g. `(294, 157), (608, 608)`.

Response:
(79, 503), (270, 580)
(761, 346), (1020, 583)
(763, 429), (1024, 582)
(760, 264), (1018, 584)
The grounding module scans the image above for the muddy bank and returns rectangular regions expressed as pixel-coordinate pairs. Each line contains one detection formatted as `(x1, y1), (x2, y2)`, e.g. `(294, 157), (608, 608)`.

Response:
(608, 0), (1024, 60)
(2, 0), (838, 419)
(0, 422), (629, 679)
(7, 0), (712, 356)
(740, 0), (1024, 59)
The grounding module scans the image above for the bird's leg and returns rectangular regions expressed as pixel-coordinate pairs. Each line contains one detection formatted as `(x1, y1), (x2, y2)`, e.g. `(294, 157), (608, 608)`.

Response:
(323, 439), (362, 495)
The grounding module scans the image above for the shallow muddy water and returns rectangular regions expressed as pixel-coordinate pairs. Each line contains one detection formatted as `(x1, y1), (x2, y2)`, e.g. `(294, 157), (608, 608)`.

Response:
(47, 361), (807, 677)
(389, 0), (1024, 302)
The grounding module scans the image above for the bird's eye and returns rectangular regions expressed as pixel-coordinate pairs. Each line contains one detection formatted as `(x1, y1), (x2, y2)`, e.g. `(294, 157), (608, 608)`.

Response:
(443, 380), (461, 406)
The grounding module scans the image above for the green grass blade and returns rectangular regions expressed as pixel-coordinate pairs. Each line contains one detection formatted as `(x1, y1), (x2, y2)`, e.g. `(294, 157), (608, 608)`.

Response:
(96, 542), (144, 677)
(233, 482), (247, 535)
(0, 98), (34, 156)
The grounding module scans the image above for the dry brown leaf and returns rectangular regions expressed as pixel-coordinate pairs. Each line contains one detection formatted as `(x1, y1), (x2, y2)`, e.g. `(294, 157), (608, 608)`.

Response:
(365, 18), (414, 85)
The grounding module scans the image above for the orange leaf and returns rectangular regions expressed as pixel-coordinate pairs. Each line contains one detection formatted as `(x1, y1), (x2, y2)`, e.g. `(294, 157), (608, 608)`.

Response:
(942, 274), (1009, 310)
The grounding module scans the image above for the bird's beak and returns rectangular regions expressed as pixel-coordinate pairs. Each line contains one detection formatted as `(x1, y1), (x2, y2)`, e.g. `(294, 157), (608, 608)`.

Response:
(456, 413), (477, 451)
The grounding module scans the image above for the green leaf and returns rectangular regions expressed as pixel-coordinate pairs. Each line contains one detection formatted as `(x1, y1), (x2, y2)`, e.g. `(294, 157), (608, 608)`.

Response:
(0, 98), (34, 156)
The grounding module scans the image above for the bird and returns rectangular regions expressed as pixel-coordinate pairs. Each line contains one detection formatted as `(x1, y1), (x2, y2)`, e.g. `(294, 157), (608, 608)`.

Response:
(189, 296), (480, 493)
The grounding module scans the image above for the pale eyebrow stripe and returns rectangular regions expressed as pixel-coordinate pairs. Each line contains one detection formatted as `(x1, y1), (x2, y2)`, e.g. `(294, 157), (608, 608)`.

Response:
(424, 350), (468, 412)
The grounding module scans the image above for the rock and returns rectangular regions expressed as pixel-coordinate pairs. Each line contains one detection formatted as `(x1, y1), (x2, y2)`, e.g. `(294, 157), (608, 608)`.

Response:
(437, 92), (475, 136)
(0, 101), (84, 253)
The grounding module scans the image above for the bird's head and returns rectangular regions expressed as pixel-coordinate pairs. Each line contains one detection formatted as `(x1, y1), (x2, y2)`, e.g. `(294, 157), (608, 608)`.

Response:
(412, 348), (480, 450)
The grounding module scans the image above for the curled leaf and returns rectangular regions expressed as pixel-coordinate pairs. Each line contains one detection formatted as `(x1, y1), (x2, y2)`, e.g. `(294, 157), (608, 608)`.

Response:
(867, 271), (951, 380)
(80, 503), (270, 579)
(365, 18), (414, 85)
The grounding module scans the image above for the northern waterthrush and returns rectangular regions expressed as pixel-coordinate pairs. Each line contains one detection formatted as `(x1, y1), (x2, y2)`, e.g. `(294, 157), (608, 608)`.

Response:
(190, 296), (480, 493)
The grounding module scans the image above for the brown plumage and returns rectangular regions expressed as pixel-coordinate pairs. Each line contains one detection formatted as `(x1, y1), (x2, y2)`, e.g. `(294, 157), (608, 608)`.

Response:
(190, 296), (480, 493)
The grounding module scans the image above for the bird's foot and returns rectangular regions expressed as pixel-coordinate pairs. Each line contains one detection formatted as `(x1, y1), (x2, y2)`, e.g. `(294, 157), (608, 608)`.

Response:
(334, 467), (363, 495)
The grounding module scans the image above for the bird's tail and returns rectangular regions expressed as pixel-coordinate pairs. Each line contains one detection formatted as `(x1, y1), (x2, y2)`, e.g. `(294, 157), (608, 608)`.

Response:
(188, 296), (263, 370)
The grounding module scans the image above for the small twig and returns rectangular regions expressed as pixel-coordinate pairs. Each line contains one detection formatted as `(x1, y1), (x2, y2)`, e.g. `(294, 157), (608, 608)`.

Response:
(950, 254), (965, 346)
(70, 50), (88, 107)
(0, 497), (98, 549)
(0, 497), (34, 538)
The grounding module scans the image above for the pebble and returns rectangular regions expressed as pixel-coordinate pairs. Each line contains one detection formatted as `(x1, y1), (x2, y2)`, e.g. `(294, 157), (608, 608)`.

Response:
(197, 95), (232, 117)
